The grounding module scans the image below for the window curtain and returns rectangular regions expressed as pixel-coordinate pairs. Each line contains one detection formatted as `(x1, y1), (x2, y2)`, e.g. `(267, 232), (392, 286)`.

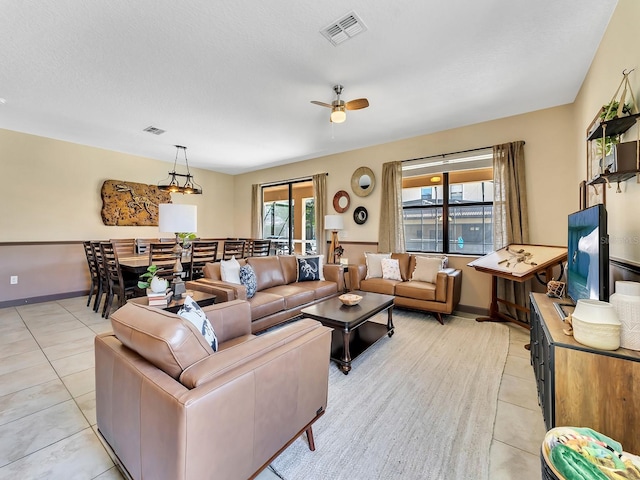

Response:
(250, 184), (262, 239)
(313, 173), (327, 258)
(378, 161), (406, 253)
(493, 141), (530, 322)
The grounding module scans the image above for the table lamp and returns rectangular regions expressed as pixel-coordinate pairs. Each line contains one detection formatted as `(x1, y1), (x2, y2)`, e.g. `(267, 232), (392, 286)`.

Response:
(325, 214), (344, 264)
(159, 203), (197, 298)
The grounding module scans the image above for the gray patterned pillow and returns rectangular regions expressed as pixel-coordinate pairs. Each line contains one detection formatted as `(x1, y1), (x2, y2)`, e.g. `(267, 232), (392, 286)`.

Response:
(239, 264), (257, 298)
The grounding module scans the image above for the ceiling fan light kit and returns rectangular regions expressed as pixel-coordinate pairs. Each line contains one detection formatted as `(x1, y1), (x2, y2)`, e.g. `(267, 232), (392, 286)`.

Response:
(312, 84), (369, 123)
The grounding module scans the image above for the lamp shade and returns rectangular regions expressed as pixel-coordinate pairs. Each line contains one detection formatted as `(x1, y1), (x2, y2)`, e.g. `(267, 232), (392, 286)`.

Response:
(158, 204), (197, 233)
(325, 214), (343, 231)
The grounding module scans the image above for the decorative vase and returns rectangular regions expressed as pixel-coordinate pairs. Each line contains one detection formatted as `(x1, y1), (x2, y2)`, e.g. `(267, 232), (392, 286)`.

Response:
(150, 276), (168, 293)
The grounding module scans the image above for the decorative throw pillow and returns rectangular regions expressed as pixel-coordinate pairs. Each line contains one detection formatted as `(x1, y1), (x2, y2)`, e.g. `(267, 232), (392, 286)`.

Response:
(365, 252), (391, 279)
(177, 296), (218, 352)
(220, 256), (241, 284)
(239, 264), (257, 298)
(381, 258), (402, 281)
(297, 256), (321, 282)
(411, 256), (442, 284)
(296, 255), (324, 281)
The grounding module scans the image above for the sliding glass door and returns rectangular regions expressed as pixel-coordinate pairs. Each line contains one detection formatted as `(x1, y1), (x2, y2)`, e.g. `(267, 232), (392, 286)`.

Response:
(262, 179), (316, 255)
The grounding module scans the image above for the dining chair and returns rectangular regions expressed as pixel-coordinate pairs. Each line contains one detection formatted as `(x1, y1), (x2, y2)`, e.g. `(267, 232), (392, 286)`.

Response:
(248, 239), (271, 257)
(100, 242), (137, 318)
(110, 238), (136, 256)
(83, 241), (101, 308)
(135, 238), (159, 254)
(90, 240), (108, 313)
(222, 240), (246, 260)
(149, 242), (179, 282)
(189, 241), (219, 280)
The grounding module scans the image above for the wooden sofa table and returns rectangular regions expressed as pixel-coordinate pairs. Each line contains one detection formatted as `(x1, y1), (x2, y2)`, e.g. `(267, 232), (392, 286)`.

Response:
(301, 291), (394, 374)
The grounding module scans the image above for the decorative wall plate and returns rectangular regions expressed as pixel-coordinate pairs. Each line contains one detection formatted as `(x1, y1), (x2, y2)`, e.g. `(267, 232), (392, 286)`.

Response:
(351, 166), (376, 197)
(353, 206), (368, 225)
(333, 190), (351, 213)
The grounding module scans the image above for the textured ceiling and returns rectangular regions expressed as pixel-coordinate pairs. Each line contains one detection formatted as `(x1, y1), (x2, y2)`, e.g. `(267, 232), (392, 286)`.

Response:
(0, 1), (618, 174)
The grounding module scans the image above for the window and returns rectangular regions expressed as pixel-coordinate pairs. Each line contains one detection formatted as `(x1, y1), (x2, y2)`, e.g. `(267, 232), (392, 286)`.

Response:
(262, 179), (316, 255)
(402, 149), (494, 255)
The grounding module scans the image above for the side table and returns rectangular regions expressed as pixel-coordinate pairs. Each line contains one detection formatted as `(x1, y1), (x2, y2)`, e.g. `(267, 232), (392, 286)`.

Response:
(128, 290), (216, 313)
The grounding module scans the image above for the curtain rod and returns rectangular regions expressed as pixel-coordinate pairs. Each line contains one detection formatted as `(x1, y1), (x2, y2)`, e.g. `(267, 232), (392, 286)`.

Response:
(400, 141), (525, 164)
(261, 172), (327, 188)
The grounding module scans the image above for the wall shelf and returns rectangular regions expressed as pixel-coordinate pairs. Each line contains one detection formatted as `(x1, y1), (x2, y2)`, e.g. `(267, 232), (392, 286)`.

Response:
(587, 112), (640, 141)
(587, 169), (639, 186)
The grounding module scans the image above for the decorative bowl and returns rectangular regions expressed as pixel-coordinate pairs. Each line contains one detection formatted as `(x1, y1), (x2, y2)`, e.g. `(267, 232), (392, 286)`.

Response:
(339, 293), (362, 306)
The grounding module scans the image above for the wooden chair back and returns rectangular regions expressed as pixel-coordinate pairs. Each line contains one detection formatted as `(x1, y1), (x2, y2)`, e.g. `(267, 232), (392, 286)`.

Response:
(222, 240), (246, 260)
(149, 242), (178, 281)
(189, 241), (219, 280)
(248, 239), (271, 257)
(110, 238), (136, 256)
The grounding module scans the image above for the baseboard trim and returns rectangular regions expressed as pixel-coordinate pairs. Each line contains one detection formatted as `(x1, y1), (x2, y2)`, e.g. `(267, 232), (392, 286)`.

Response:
(0, 291), (88, 309)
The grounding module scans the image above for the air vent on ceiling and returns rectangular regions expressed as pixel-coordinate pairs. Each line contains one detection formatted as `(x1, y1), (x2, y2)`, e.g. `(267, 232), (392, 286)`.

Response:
(143, 126), (166, 135)
(321, 11), (367, 46)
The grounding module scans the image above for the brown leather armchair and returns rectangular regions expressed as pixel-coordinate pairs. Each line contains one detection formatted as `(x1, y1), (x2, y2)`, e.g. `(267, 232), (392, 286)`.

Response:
(95, 300), (331, 480)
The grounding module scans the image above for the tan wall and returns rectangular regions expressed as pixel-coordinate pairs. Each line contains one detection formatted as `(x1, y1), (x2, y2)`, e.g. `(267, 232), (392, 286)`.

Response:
(573, 0), (640, 266)
(0, 129), (235, 241)
(0, 129), (235, 304)
(233, 105), (577, 311)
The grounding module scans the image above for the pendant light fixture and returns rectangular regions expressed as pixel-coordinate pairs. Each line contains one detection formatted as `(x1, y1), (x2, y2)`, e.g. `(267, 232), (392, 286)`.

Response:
(158, 145), (202, 194)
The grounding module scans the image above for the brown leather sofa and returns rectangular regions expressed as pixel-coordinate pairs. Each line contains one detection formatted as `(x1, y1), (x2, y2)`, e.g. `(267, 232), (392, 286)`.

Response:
(187, 255), (344, 333)
(349, 253), (462, 324)
(95, 299), (331, 480)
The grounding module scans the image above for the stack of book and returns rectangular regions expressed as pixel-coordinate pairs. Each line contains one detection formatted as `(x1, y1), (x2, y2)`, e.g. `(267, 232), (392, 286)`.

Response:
(146, 289), (173, 307)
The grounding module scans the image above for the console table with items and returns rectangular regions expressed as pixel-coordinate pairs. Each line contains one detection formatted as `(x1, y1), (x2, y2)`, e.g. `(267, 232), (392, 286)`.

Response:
(529, 292), (640, 454)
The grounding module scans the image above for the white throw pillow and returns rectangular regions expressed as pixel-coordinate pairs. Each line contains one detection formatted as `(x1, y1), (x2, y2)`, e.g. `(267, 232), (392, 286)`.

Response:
(177, 296), (218, 352)
(411, 256), (442, 284)
(381, 258), (402, 281)
(220, 256), (241, 284)
(365, 252), (391, 279)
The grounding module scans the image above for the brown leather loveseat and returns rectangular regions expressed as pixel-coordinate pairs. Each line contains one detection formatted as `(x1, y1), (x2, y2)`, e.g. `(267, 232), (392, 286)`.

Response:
(349, 253), (462, 324)
(188, 255), (344, 333)
(95, 299), (331, 480)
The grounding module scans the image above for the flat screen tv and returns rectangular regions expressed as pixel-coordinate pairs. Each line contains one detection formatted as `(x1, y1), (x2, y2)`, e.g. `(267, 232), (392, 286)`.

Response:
(566, 204), (609, 304)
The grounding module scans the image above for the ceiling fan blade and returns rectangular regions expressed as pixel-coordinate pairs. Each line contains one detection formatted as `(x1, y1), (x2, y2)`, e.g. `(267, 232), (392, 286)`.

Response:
(311, 100), (333, 108)
(345, 98), (369, 110)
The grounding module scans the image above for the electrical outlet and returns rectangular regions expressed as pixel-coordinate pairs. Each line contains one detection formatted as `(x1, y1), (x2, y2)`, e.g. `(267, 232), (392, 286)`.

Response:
(10, 276), (18, 285)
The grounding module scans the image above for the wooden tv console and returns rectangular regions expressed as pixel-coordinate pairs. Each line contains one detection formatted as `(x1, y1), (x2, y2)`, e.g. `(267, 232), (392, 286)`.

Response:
(530, 292), (640, 453)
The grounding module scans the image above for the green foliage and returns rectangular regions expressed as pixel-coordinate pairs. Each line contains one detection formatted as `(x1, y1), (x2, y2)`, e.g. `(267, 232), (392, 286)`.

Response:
(137, 264), (159, 289)
(599, 101), (632, 121)
(178, 233), (197, 241)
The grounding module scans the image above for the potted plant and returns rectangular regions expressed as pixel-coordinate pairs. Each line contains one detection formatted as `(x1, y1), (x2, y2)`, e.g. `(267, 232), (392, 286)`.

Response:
(595, 101), (633, 171)
(138, 264), (168, 293)
(178, 232), (197, 254)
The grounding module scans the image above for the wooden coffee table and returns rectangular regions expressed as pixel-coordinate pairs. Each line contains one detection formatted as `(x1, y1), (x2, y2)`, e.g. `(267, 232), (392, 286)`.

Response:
(300, 291), (394, 374)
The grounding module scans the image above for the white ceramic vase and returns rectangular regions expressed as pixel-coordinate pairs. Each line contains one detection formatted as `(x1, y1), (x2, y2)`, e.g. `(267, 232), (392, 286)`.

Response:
(149, 276), (168, 293)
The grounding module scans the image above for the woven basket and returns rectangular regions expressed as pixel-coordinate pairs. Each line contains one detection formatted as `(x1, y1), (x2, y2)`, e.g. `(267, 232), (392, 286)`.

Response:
(540, 448), (564, 480)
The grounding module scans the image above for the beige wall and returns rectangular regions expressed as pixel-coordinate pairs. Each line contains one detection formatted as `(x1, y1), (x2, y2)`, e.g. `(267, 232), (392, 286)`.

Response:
(233, 105), (577, 311)
(0, 129), (235, 241)
(573, 0), (640, 266)
(0, 129), (235, 304)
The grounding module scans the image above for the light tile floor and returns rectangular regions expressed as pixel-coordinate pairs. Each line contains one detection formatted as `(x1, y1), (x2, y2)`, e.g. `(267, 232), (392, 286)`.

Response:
(0, 297), (544, 479)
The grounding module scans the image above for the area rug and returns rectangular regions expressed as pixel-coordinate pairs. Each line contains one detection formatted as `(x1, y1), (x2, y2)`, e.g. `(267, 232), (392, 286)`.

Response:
(270, 310), (509, 480)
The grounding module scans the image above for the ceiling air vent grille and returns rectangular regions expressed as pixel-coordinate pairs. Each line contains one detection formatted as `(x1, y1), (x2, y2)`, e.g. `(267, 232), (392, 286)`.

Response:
(143, 126), (166, 135)
(321, 11), (367, 46)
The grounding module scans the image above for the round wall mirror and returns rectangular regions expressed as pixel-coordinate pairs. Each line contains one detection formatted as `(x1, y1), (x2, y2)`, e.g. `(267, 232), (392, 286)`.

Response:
(351, 166), (376, 197)
(333, 190), (351, 213)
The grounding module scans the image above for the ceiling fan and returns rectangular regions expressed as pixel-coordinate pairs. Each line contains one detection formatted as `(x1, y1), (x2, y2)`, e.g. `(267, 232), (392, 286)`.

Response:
(311, 85), (369, 123)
